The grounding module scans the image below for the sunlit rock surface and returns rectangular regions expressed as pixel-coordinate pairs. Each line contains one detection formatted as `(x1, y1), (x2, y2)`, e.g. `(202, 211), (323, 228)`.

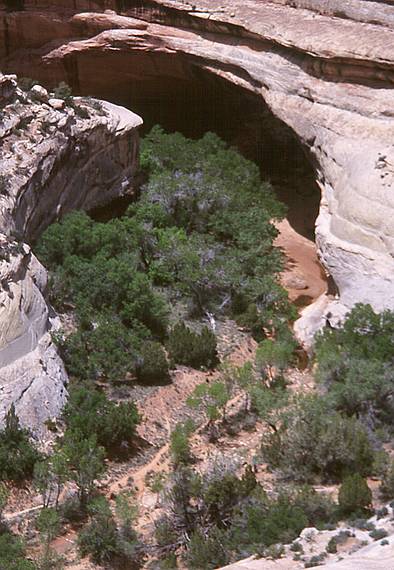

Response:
(0, 73), (142, 432)
(1, 0), (393, 344)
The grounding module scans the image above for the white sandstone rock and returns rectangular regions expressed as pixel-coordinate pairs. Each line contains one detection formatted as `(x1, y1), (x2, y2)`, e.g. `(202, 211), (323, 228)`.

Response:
(30, 84), (49, 102)
(48, 98), (65, 110)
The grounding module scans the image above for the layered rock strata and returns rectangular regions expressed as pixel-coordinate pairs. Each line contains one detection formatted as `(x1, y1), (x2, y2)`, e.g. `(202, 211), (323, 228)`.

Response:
(0, 0), (393, 346)
(0, 73), (142, 432)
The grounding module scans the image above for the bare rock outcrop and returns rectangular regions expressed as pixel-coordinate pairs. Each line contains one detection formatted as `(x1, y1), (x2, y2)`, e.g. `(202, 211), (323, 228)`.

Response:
(0, 1), (393, 346)
(0, 73), (142, 432)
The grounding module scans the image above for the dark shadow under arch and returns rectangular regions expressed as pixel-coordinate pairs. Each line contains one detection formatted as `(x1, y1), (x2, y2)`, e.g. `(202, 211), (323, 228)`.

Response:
(60, 49), (321, 239)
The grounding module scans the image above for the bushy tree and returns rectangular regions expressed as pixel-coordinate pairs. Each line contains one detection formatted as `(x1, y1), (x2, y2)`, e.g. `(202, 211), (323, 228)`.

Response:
(380, 460), (394, 500)
(61, 433), (105, 506)
(188, 380), (231, 430)
(255, 338), (295, 386)
(78, 497), (118, 564)
(137, 127), (291, 324)
(33, 455), (69, 509)
(167, 323), (218, 369)
(62, 385), (140, 455)
(338, 474), (372, 516)
(79, 494), (142, 566)
(170, 420), (195, 466)
(185, 527), (230, 569)
(233, 496), (308, 548)
(0, 405), (41, 482)
(157, 458), (340, 567)
(38, 128), (292, 384)
(136, 341), (169, 384)
(315, 304), (394, 427)
(284, 485), (337, 527)
(0, 533), (36, 570)
(115, 491), (141, 563)
(36, 508), (63, 570)
(54, 317), (140, 382)
(261, 395), (375, 482)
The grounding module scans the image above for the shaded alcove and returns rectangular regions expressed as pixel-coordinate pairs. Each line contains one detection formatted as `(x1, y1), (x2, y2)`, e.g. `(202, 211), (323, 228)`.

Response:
(63, 50), (320, 240)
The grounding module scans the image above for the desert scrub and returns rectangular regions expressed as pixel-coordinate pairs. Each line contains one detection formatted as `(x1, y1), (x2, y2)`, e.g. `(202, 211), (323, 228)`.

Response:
(369, 528), (388, 541)
(37, 128), (292, 384)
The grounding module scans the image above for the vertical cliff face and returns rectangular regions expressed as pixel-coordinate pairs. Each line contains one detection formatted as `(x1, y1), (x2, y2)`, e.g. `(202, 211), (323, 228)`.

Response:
(0, 1), (393, 347)
(0, 0), (393, 366)
(0, 74), (142, 432)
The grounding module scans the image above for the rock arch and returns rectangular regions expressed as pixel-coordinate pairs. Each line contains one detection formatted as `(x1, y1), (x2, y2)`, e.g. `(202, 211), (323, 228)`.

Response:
(1, 0), (394, 427)
(1, 1), (393, 321)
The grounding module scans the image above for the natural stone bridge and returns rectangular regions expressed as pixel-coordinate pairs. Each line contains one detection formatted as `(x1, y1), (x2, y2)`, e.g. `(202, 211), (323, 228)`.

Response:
(1, 0), (394, 428)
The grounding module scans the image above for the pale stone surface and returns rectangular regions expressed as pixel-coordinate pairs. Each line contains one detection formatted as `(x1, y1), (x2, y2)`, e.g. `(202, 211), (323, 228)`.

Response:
(0, 1), (394, 413)
(30, 84), (49, 102)
(48, 97), (65, 109)
(0, 0), (393, 343)
(0, 73), (142, 433)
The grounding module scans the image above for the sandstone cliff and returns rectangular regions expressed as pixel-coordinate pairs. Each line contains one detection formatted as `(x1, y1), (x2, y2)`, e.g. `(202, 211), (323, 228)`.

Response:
(0, 73), (142, 432)
(1, 0), (393, 347)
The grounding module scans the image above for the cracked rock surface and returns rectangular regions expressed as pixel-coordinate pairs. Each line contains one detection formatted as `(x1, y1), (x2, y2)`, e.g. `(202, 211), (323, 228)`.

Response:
(0, 74), (142, 433)
(0, 0), (393, 340)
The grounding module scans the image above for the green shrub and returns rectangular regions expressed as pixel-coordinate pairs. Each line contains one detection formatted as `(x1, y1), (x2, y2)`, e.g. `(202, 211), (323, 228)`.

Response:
(155, 516), (178, 548)
(338, 474), (372, 516)
(136, 341), (169, 384)
(304, 553), (327, 567)
(37, 128), (292, 385)
(74, 104), (90, 119)
(78, 497), (118, 564)
(185, 527), (230, 569)
(315, 304), (394, 428)
(290, 541), (304, 553)
(380, 460), (394, 500)
(170, 420), (195, 466)
(349, 518), (375, 531)
(53, 81), (72, 101)
(263, 544), (285, 559)
(369, 528), (388, 541)
(167, 323), (218, 369)
(326, 532), (353, 554)
(17, 77), (38, 91)
(255, 338), (295, 385)
(115, 492), (141, 565)
(63, 385), (140, 455)
(188, 380), (231, 426)
(326, 537), (337, 553)
(36, 508), (63, 570)
(79, 494), (140, 565)
(376, 506), (389, 519)
(235, 497), (308, 548)
(0, 405), (41, 482)
(61, 433), (105, 506)
(261, 395), (375, 482)
(54, 317), (140, 382)
(285, 485), (337, 527)
(0, 533), (35, 570)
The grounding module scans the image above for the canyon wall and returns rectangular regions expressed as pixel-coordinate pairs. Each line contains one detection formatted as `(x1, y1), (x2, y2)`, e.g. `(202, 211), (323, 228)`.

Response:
(0, 73), (142, 432)
(1, 0), (393, 347)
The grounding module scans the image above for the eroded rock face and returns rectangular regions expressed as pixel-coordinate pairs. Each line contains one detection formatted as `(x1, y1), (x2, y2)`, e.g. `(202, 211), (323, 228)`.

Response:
(0, 0), (393, 344)
(0, 73), (142, 432)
